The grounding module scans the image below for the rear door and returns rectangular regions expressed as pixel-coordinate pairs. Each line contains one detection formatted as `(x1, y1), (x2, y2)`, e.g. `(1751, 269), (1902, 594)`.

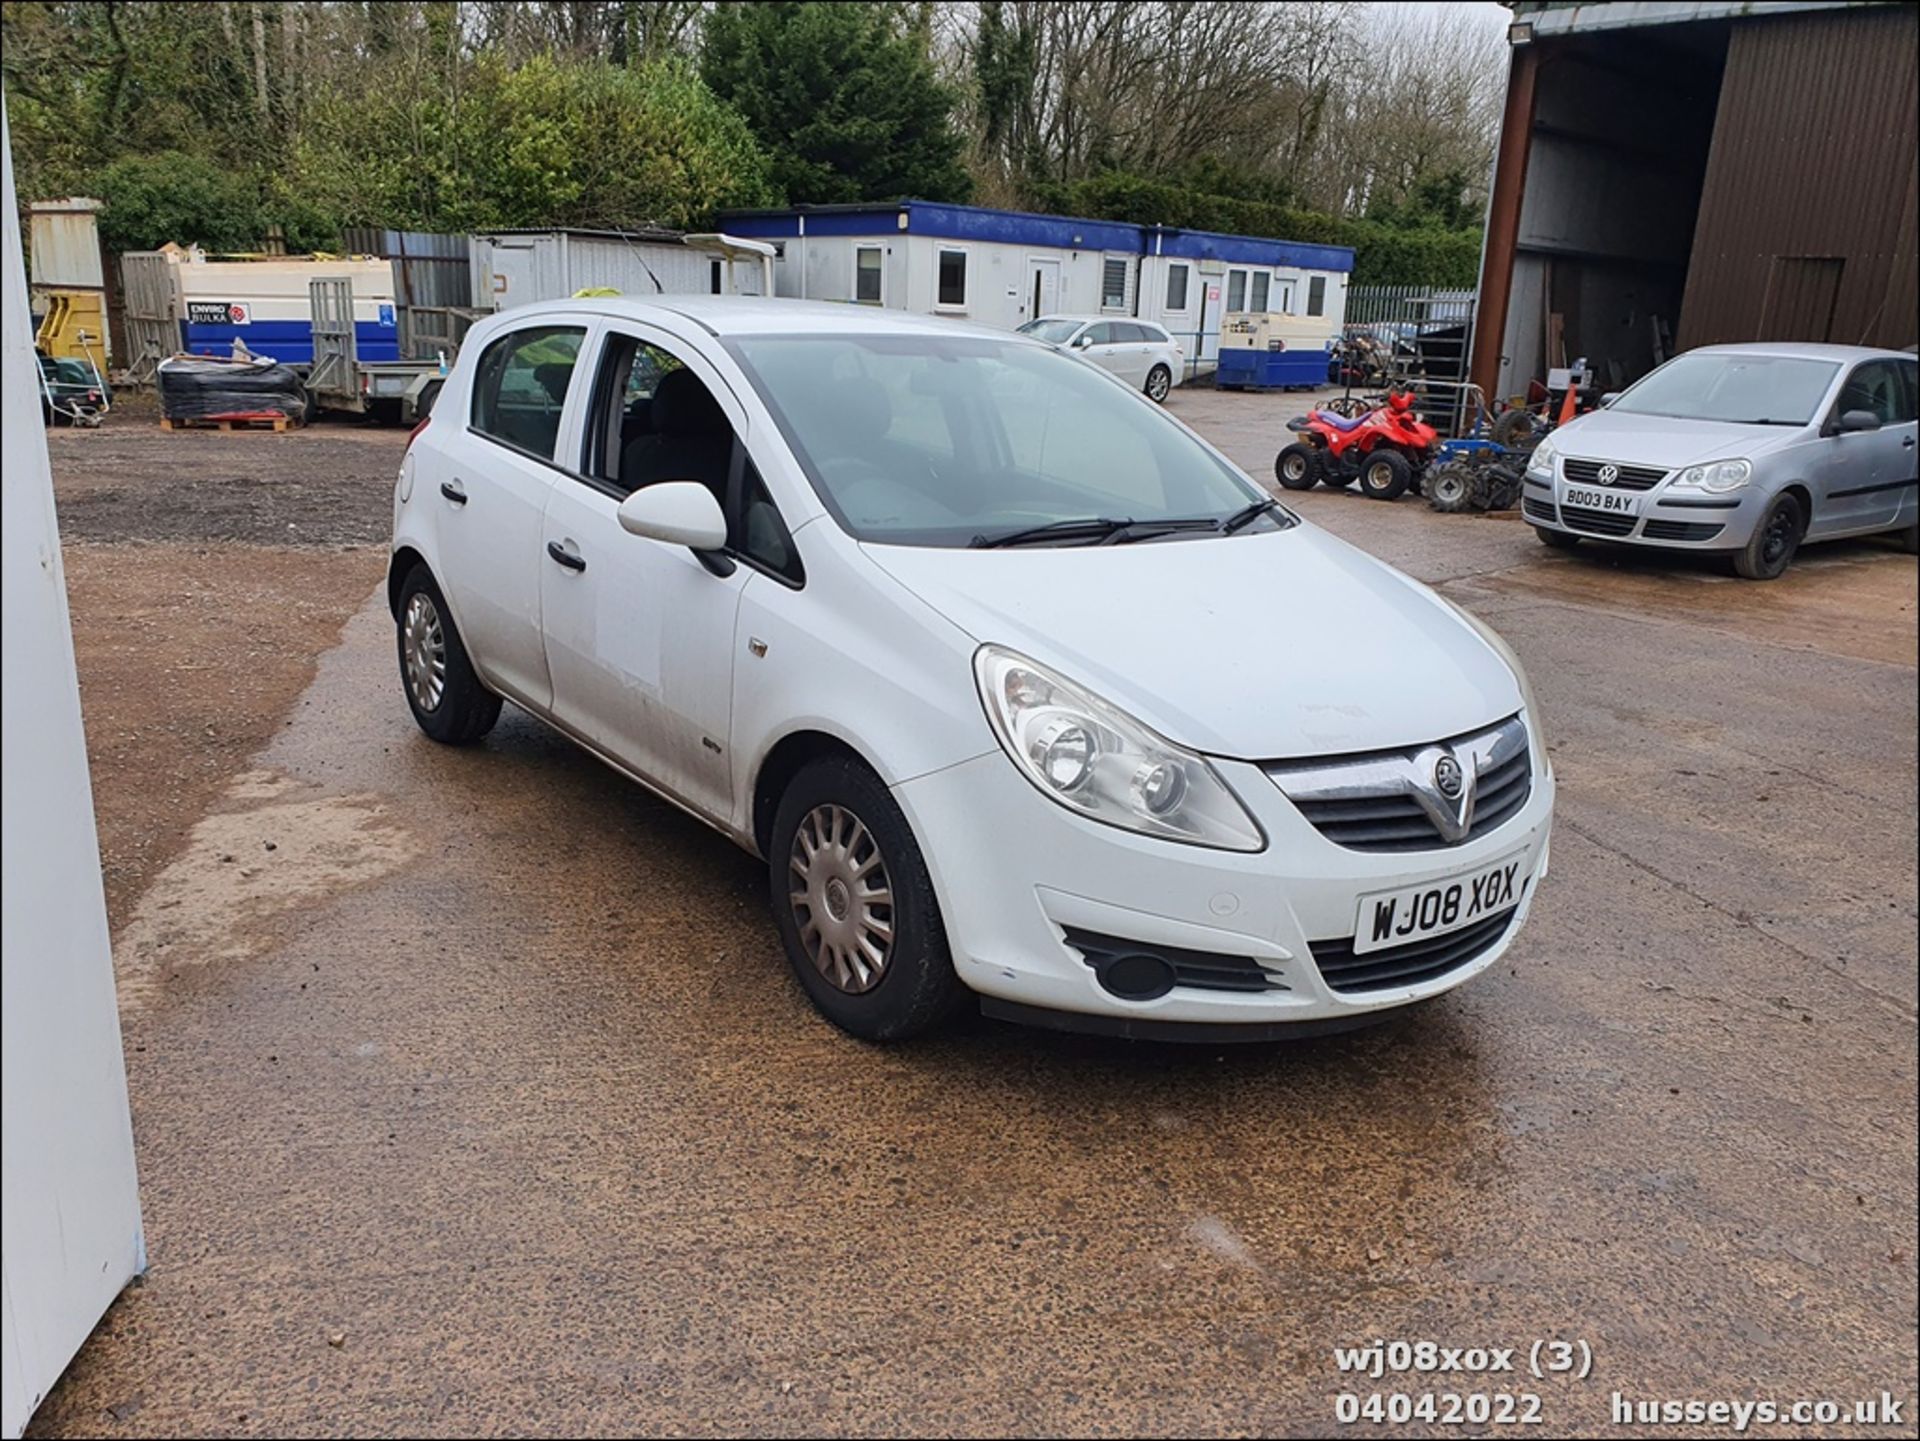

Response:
(428, 320), (589, 709)
(1078, 322), (1133, 383)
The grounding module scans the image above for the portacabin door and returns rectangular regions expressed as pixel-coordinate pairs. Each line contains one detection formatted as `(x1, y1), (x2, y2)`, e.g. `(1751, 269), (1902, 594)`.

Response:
(538, 326), (751, 824)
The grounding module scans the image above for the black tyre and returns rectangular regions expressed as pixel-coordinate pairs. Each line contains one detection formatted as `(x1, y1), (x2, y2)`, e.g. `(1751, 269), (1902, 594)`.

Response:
(1534, 525), (1582, 551)
(1491, 409), (1544, 449)
(1427, 461), (1476, 513)
(1357, 447), (1413, 501)
(1144, 364), (1172, 403)
(1275, 442), (1320, 491)
(395, 564), (502, 744)
(770, 756), (965, 1042)
(1733, 491), (1806, 580)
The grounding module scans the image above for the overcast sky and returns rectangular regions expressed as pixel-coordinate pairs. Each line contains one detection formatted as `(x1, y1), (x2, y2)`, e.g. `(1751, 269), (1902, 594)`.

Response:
(1380, 0), (1513, 43)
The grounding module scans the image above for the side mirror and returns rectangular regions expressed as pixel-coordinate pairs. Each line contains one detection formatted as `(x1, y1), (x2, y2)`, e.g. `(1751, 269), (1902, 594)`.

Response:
(617, 482), (727, 551)
(1837, 409), (1882, 433)
(1072, 333), (1094, 349)
(1600, 391), (1621, 408)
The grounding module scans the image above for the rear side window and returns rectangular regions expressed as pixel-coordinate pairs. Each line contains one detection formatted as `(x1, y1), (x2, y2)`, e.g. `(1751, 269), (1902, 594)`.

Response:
(470, 326), (586, 461)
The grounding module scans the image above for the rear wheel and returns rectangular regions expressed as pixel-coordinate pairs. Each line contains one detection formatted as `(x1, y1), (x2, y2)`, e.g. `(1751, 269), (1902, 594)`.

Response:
(395, 565), (502, 744)
(1275, 442), (1320, 491)
(1534, 526), (1582, 551)
(1733, 492), (1806, 580)
(1491, 409), (1544, 449)
(770, 756), (965, 1042)
(1144, 364), (1172, 403)
(1427, 461), (1476, 512)
(1357, 448), (1413, 501)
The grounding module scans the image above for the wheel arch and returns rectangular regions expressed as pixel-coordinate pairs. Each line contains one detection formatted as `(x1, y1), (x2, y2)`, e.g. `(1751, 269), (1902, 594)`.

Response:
(388, 546), (429, 619)
(750, 728), (888, 859)
(1779, 480), (1814, 521)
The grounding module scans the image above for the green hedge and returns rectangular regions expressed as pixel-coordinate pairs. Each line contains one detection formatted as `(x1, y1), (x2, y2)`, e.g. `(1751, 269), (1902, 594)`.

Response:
(1031, 172), (1482, 289)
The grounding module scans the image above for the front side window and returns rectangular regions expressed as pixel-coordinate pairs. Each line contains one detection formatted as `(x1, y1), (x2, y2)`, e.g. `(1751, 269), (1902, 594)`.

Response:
(470, 325), (586, 461)
(1836, 359), (1915, 425)
(1307, 276), (1327, 316)
(1226, 270), (1247, 312)
(855, 246), (884, 304)
(728, 332), (1283, 549)
(1613, 353), (1841, 426)
(1165, 263), (1189, 312)
(1101, 258), (1128, 310)
(1250, 272), (1270, 312)
(936, 248), (967, 309)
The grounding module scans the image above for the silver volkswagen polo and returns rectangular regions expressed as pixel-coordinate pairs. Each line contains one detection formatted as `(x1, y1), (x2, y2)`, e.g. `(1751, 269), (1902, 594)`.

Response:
(1523, 343), (1918, 578)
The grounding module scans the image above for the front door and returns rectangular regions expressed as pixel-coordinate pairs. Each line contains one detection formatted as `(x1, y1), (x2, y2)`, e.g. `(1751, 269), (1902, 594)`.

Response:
(1199, 275), (1225, 364)
(1812, 357), (1918, 537)
(538, 328), (752, 823)
(1027, 258), (1061, 322)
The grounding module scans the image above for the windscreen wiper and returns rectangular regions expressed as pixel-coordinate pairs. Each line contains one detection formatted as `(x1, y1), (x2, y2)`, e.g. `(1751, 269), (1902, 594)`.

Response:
(1217, 497), (1279, 533)
(971, 517), (1135, 548)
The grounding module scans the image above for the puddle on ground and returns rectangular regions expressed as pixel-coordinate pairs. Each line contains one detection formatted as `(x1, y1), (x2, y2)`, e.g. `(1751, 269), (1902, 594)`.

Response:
(114, 768), (421, 1009)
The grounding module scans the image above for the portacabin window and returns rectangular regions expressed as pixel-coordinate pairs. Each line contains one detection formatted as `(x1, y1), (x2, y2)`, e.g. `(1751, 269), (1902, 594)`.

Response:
(1308, 275), (1328, 317)
(1250, 272), (1270, 312)
(936, 247), (968, 309)
(1101, 257), (1128, 311)
(1165, 262), (1190, 312)
(855, 245), (884, 304)
(1226, 269), (1247, 313)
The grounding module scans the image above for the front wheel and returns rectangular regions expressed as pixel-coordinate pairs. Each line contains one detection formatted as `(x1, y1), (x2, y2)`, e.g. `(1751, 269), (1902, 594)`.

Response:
(1733, 492), (1806, 580)
(770, 756), (965, 1042)
(1275, 442), (1320, 491)
(395, 565), (502, 744)
(1144, 364), (1172, 403)
(1534, 525), (1582, 551)
(1357, 448), (1413, 501)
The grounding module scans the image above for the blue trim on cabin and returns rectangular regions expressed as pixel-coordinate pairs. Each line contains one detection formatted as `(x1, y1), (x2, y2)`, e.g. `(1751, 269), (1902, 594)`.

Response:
(1150, 227), (1352, 274)
(180, 319), (400, 367)
(721, 202), (1354, 273)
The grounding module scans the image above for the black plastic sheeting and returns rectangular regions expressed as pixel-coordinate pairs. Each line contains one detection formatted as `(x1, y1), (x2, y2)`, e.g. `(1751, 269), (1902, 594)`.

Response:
(157, 355), (308, 421)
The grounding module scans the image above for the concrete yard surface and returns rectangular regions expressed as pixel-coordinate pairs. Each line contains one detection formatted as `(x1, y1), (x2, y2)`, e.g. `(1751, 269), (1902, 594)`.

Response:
(30, 389), (1919, 1437)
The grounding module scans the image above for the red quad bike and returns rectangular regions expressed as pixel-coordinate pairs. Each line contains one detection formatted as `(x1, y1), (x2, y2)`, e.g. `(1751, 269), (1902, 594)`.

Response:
(1275, 391), (1439, 501)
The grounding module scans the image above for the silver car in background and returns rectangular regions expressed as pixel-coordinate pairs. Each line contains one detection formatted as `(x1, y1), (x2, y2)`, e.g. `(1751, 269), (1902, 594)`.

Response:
(1523, 343), (1918, 578)
(1017, 315), (1186, 403)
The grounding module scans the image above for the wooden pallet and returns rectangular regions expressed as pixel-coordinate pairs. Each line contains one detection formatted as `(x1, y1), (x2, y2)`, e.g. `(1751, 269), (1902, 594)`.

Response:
(161, 412), (296, 433)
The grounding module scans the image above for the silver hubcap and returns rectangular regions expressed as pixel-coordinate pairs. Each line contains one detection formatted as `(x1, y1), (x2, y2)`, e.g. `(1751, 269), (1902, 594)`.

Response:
(402, 592), (447, 713)
(1148, 370), (1169, 399)
(789, 803), (894, 994)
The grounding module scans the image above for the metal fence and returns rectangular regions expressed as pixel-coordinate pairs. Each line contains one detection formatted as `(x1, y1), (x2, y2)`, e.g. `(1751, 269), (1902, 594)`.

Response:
(1337, 287), (1481, 437)
(342, 227), (481, 360)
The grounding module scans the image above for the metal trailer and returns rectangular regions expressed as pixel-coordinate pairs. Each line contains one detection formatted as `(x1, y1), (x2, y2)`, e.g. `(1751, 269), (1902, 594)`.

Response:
(305, 276), (447, 423)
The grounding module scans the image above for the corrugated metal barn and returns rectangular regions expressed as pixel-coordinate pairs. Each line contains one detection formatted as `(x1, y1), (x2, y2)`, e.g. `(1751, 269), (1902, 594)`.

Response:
(1473, 0), (1919, 400)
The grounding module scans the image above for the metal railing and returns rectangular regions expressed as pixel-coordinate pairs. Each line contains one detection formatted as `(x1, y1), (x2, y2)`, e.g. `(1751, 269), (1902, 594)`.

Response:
(1336, 288), (1479, 437)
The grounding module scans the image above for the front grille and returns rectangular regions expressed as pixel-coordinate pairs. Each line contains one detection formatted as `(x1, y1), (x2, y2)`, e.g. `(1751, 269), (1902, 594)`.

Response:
(1642, 519), (1726, 542)
(1062, 927), (1286, 995)
(1562, 457), (1666, 491)
(1562, 505), (1637, 537)
(1521, 495), (1558, 524)
(1311, 904), (1520, 994)
(1266, 716), (1533, 854)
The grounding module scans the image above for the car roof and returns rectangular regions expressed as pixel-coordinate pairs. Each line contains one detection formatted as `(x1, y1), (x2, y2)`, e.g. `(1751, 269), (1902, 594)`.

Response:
(485, 294), (1025, 342)
(1685, 341), (1912, 363)
(1030, 314), (1163, 328)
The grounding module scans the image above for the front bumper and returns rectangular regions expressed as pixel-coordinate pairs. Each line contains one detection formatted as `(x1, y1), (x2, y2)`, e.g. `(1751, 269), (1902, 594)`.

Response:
(1521, 469), (1764, 551)
(893, 730), (1554, 1031)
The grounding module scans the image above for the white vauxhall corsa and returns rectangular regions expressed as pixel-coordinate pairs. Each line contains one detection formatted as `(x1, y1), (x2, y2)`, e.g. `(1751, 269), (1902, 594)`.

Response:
(390, 297), (1554, 1041)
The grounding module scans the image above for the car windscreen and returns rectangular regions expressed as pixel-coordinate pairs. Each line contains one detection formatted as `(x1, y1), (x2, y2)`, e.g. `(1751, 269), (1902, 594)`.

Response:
(1015, 319), (1082, 345)
(1610, 353), (1840, 426)
(727, 333), (1277, 548)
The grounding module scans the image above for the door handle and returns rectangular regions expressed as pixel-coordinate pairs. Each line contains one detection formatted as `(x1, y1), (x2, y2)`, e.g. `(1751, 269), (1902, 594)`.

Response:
(546, 539), (586, 573)
(440, 481), (468, 505)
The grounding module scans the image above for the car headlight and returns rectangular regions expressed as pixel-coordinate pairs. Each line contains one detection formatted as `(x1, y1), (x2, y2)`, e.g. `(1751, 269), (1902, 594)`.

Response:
(1436, 598), (1550, 766)
(1669, 458), (1751, 493)
(973, 645), (1264, 852)
(1524, 436), (1557, 478)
